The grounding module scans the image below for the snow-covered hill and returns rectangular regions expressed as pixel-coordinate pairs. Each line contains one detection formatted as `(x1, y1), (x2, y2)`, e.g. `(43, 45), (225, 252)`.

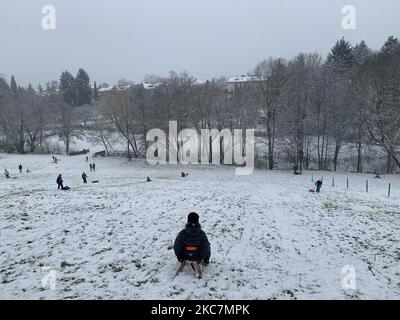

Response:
(0, 153), (399, 299)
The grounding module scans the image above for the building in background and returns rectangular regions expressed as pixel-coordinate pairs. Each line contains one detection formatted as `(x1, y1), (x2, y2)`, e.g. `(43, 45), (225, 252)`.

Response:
(226, 74), (262, 92)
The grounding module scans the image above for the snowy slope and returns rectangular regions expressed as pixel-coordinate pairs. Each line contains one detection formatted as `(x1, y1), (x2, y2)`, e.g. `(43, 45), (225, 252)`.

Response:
(0, 153), (399, 299)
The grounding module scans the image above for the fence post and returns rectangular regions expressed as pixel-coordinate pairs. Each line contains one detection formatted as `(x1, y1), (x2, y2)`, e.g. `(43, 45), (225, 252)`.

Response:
(366, 180), (368, 193)
(388, 183), (391, 197)
(312, 173), (314, 182)
(347, 177), (349, 189)
(332, 177), (335, 187)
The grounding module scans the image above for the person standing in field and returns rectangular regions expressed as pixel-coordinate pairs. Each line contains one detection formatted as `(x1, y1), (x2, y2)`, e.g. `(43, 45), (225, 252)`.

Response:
(18, 164), (22, 173)
(4, 169), (10, 179)
(56, 174), (64, 189)
(82, 172), (88, 183)
(315, 180), (323, 193)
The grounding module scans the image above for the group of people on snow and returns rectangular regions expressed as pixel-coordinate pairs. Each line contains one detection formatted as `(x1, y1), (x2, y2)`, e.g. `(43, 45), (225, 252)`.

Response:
(54, 156), (99, 189)
(3, 164), (31, 179)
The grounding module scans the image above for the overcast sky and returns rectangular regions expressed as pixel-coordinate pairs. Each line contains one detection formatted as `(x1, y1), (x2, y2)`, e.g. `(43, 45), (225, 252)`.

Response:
(0, 0), (399, 86)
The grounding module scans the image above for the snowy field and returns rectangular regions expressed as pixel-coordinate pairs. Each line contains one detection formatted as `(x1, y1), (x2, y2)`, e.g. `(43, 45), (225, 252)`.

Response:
(0, 153), (400, 300)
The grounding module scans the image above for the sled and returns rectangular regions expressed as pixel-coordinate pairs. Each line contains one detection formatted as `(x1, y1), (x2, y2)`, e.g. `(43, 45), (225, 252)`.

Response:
(172, 261), (186, 280)
(190, 261), (204, 279)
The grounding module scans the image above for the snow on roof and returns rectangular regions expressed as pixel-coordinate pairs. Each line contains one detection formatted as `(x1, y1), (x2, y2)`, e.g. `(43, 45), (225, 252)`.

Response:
(194, 79), (208, 85)
(99, 83), (162, 92)
(142, 82), (162, 89)
(226, 75), (263, 83)
(98, 84), (132, 92)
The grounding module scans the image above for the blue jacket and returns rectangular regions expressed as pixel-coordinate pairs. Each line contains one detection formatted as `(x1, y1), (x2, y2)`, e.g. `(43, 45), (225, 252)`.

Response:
(174, 223), (211, 263)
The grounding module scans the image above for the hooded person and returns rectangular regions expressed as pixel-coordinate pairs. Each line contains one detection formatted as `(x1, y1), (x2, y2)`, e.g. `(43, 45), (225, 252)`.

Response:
(82, 172), (88, 183)
(315, 179), (323, 193)
(57, 174), (64, 189)
(174, 212), (211, 265)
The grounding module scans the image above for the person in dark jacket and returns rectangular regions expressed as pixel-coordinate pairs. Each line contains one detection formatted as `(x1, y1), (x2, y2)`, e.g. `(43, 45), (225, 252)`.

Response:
(57, 174), (64, 189)
(174, 212), (210, 265)
(4, 169), (10, 179)
(18, 164), (22, 173)
(315, 179), (323, 193)
(92, 163), (96, 171)
(82, 172), (88, 183)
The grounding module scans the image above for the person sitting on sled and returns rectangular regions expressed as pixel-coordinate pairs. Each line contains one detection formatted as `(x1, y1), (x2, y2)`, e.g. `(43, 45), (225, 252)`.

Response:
(174, 212), (211, 266)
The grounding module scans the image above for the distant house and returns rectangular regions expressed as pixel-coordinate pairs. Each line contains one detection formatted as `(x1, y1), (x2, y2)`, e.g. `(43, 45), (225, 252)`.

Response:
(98, 82), (162, 97)
(194, 79), (208, 86)
(226, 74), (262, 92)
(142, 82), (162, 90)
(98, 84), (132, 95)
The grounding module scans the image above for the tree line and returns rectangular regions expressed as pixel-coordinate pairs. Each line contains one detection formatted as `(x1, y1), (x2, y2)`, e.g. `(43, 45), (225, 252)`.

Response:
(0, 68), (96, 154)
(1, 36), (400, 173)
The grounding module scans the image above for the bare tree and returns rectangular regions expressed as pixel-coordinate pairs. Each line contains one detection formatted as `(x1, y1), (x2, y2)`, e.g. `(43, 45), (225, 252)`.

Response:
(253, 58), (289, 170)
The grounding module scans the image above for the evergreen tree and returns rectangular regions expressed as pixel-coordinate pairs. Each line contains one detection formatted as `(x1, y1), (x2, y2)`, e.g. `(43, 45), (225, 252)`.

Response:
(37, 84), (44, 95)
(27, 83), (35, 94)
(353, 40), (372, 65)
(60, 71), (76, 106)
(93, 81), (99, 100)
(75, 68), (92, 106)
(381, 36), (400, 56)
(327, 38), (355, 72)
(0, 77), (10, 98)
(10, 75), (18, 96)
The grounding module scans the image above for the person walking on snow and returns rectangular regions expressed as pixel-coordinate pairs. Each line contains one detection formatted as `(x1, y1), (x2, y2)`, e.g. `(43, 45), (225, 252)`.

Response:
(18, 164), (22, 173)
(56, 174), (64, 189)
(89, 163), (93, 172)
(174, 212), (210, 266)
(4, 169), (10, 179)
(315, 179), (323, 193)
(82, 172), (88, 183)
(92, 163), (96, 171)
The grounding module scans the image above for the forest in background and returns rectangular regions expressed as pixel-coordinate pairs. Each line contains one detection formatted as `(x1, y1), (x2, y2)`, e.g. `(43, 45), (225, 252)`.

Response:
(1, 36), (400, 173)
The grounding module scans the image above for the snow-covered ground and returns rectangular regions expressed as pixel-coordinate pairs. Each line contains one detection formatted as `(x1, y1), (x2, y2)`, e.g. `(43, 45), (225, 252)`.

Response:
(0, 153), (399, 299)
